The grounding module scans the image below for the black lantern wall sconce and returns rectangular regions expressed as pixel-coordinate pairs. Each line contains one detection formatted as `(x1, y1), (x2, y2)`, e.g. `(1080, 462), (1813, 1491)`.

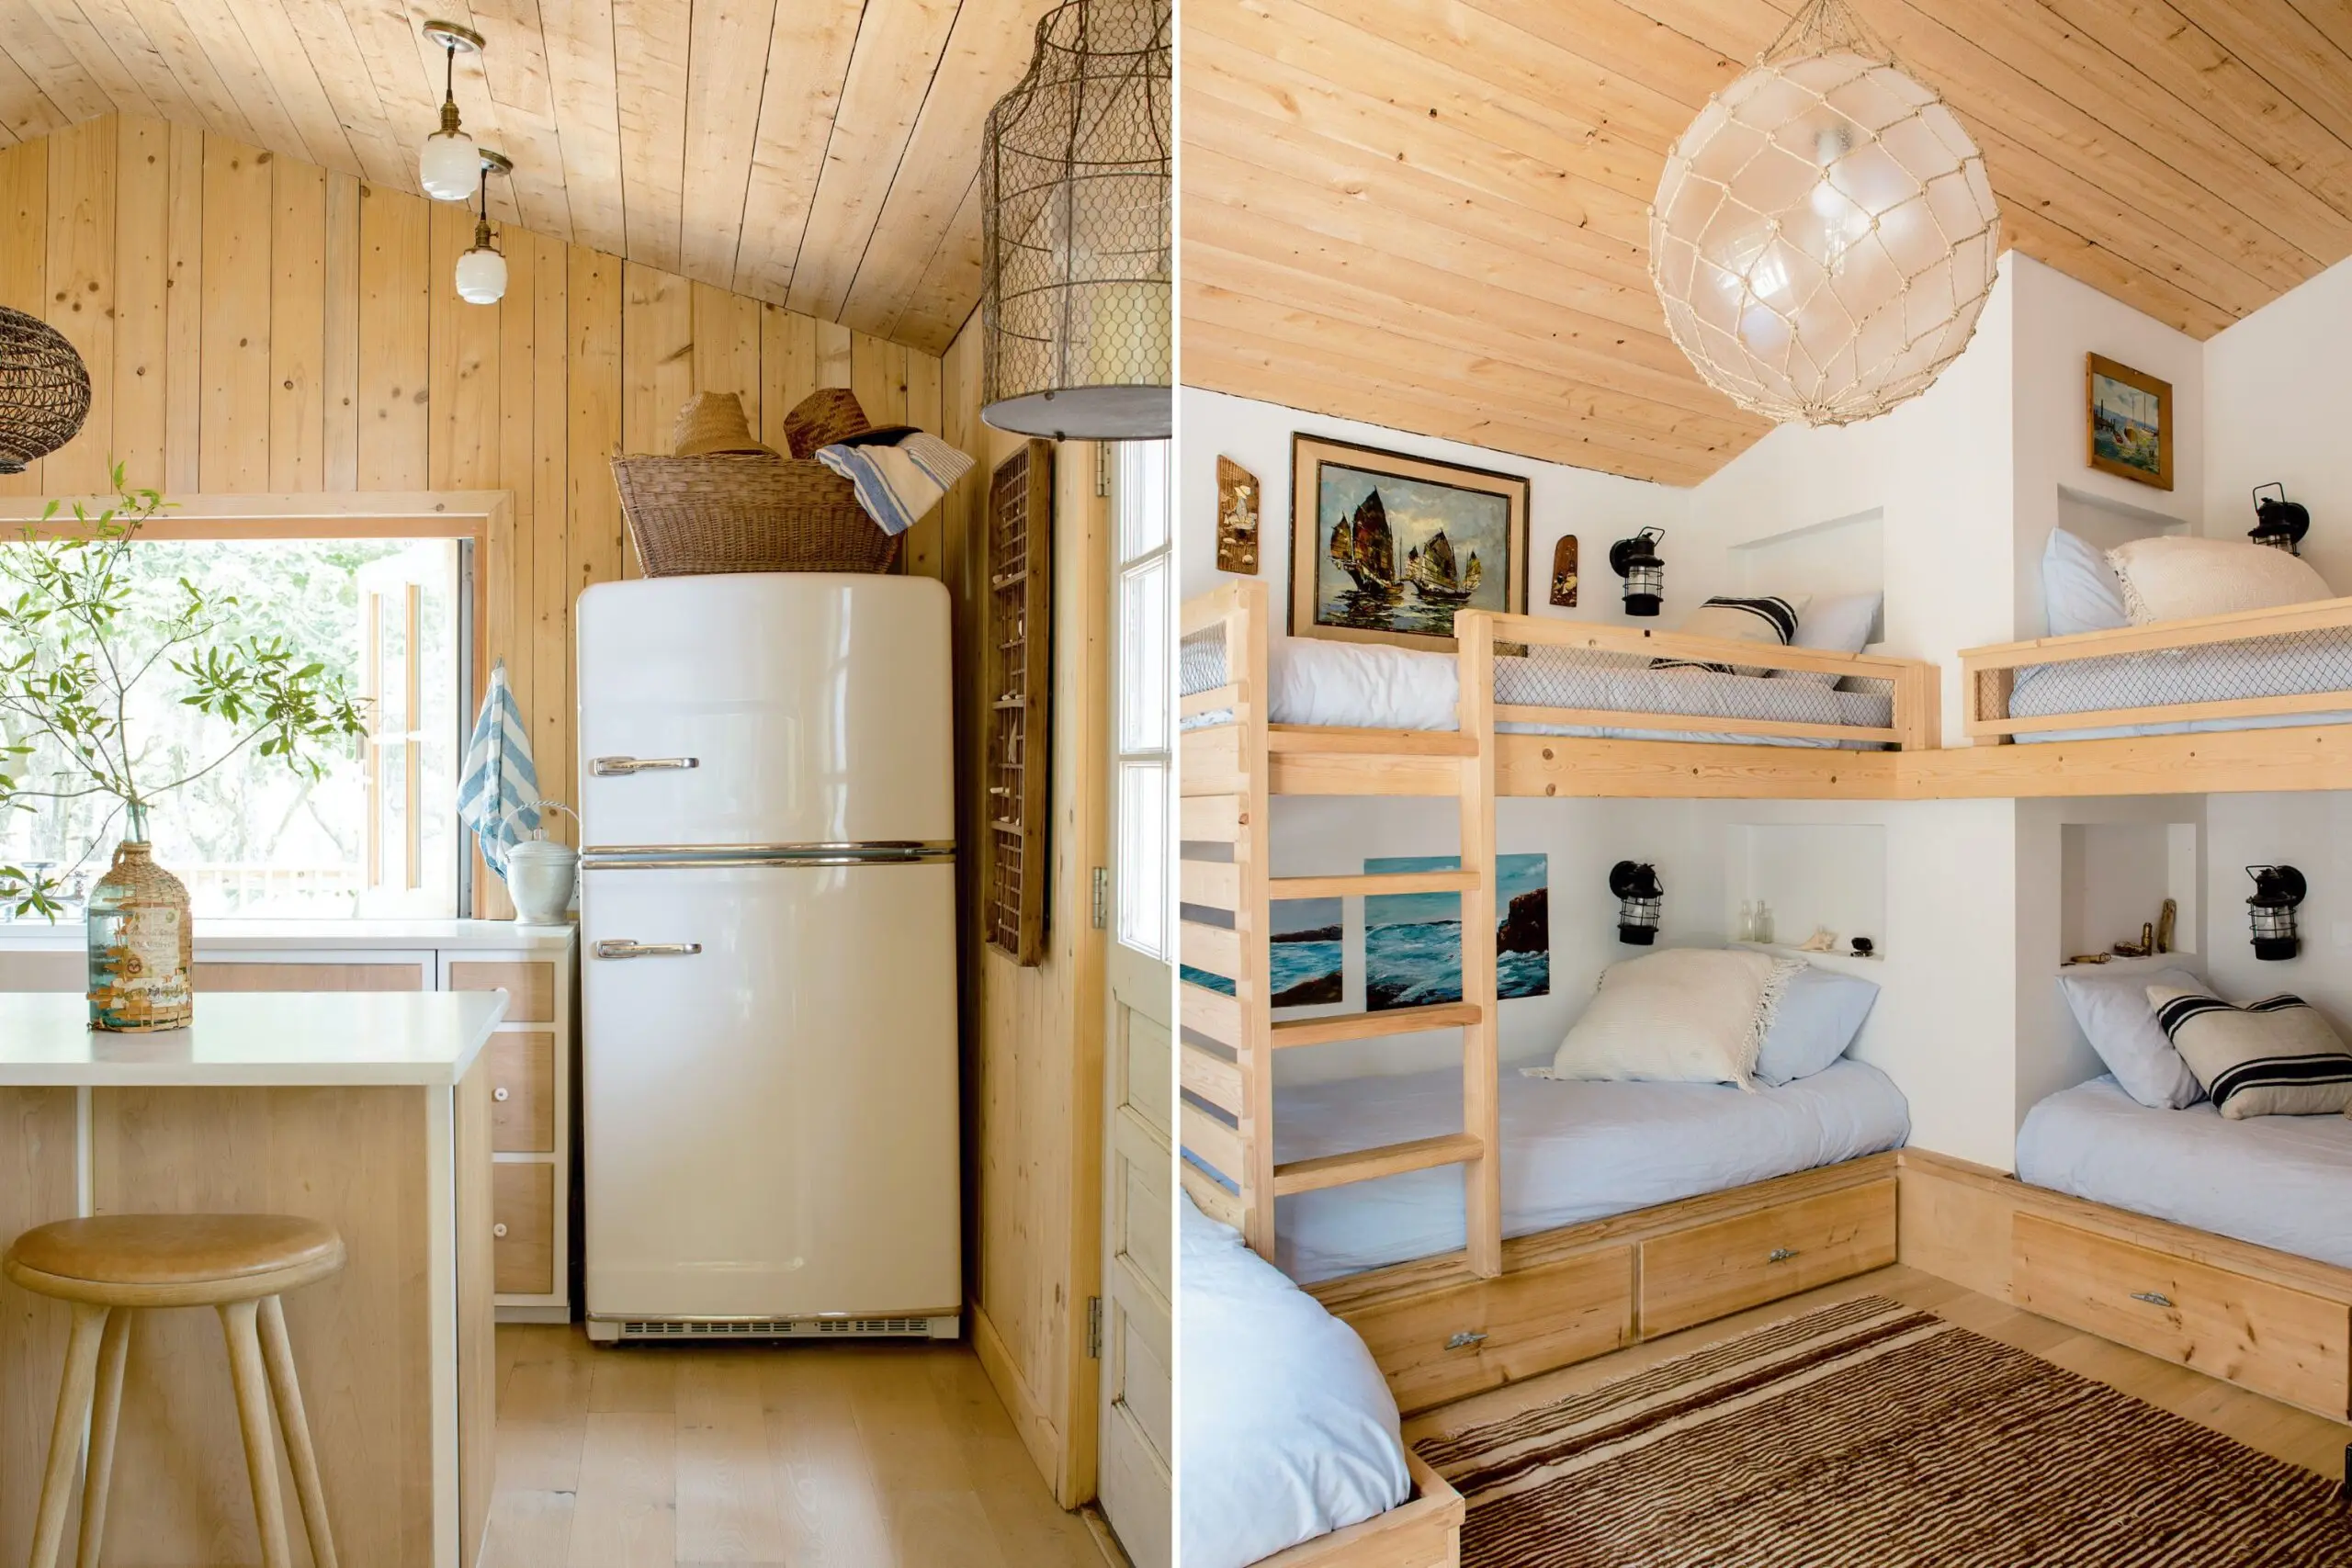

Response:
(2246, 864), (2305, 962)
(1609, 528), (1665, 617)
(2249, 484), (2310, 555)
(1611, 860), (1663, 945)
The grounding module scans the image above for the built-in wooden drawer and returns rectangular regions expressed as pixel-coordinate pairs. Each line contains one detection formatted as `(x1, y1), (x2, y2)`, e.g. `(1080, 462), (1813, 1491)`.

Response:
(2012, 1214), (2351, 1419)
(450, 960), (555, 1023)
(489, 1032), (554, 1153)
(1340, 1246), (1634, 1413)
(194, 962), (424, 991)
(492, 1162), (555, 1296)
(1639, 1179), (1897, 1337)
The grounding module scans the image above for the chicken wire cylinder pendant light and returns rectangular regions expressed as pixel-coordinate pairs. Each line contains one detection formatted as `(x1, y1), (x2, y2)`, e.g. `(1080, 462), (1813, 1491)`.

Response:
(979, 0), (1171, 440)
(1648, 0), (2001, 426)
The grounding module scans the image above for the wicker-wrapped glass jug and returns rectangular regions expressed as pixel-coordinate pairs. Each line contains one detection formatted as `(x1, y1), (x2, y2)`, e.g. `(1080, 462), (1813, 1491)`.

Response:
(85, 804), (194, 1032)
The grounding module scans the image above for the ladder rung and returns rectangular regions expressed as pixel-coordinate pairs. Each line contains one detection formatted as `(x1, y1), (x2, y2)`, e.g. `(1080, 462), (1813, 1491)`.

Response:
(1274, 1133), (1484, 1197)
(1270, 870), (1478, 899)
(1272, 1001), (1481, 1049)
(1270, 725), (1478, 759)
(1182, 980), (1242, 1046)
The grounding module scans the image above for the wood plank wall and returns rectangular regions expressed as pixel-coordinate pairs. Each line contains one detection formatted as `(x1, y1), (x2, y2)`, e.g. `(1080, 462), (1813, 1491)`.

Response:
(0, 113), (948, 913)
(938, 312), (1110, 1506)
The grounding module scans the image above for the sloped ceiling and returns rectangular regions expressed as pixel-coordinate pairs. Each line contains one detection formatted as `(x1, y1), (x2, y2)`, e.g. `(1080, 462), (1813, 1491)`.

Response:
(0, 0), (1060, 355)
(1184, 0), (2352, 485)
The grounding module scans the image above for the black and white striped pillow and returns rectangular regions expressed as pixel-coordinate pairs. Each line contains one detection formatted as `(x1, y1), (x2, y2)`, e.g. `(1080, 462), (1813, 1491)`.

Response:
(1652, 594), (1808, 678)
(2148, 987), (2352, 1119)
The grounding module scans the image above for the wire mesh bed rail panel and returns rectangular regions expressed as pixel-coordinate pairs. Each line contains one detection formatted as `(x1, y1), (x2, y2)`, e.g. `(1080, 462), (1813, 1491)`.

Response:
(1960, 596), (2352, 743)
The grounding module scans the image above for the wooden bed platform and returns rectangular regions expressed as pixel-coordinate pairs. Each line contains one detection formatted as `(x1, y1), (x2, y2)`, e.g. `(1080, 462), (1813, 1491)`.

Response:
(1256, 1452), (1464, 1568)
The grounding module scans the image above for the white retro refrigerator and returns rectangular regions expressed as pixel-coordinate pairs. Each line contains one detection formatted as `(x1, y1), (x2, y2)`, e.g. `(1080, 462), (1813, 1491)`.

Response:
(576, 573), (960, 1342)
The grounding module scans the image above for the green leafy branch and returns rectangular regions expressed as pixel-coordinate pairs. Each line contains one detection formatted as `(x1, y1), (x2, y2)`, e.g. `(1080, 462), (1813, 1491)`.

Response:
(0, 467), (369, 917)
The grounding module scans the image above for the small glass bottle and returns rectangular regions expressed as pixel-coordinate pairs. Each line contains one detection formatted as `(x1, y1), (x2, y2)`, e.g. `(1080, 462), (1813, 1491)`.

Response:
(1755, 900), (1776, 945)
(1737, 900), (1756, 942)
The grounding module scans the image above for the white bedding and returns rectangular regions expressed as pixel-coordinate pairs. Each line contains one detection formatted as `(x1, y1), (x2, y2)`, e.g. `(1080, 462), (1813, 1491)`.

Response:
(1268, 1059), (1910, 1284)
(2015, 1075), (2352, 1269)
(1179, 633), (1895, 750)
(2009, 633), (2352, 742)
(1181, 1193), (1410, 1568)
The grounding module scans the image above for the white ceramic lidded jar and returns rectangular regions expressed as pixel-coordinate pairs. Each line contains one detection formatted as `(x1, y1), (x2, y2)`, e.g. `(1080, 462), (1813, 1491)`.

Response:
(503, 802), (580, 924)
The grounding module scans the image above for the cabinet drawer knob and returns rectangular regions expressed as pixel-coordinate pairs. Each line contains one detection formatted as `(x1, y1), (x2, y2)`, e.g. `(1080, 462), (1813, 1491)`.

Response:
(493, 1086), (510, 1102)
(1768, 1247), (1799, 1263)
(2130, 1290), (2174, 1308)
(1444, 1330), (1487, 1351)
(492, 1223), (508, 1239)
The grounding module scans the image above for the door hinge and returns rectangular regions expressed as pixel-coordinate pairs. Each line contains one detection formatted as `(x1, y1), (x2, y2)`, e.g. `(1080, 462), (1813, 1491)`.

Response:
(1091, 865), (1109, 929)
(1087, 1295), (1103, 1359)
(1095, 443), (1114, 499)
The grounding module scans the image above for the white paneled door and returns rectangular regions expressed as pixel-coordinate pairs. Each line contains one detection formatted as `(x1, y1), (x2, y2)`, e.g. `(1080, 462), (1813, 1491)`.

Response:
(1099, 440), (1174, 1568)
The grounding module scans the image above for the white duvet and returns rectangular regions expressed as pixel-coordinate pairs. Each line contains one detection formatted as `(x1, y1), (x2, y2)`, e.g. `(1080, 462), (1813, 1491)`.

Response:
(2016, 1075), (2352, 1268)
(1181, 1194), (1409, 1568)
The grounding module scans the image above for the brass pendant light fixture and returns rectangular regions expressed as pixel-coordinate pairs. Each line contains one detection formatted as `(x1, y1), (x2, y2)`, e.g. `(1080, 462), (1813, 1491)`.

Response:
(419, 22), (487, 203)
(979, 0), (1172, 440)
(456, 151), (513, 306)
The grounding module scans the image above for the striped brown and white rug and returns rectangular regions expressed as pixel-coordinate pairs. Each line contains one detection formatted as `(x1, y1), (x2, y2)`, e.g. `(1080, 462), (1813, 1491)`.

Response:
(1416, 1295), (2352, 1568)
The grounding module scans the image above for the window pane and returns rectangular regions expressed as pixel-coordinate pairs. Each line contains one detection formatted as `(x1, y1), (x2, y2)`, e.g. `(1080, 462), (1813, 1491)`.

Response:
(1116, 759), (1168, 959)
(0, 536), (462, 919)
(1119, 555), (1170, 755)
(1117, 440), (1170, 559)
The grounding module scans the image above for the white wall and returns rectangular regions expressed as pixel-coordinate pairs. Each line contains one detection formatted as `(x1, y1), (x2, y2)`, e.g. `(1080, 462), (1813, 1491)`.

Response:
(2204, 793), (2352, 1032)
(2205, 254), (2352, 592)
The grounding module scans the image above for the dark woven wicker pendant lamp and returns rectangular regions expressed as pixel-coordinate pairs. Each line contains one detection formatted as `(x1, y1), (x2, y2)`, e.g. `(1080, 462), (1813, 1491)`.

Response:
(979, 0), (1171, 441)
(0, 306), (91, 474)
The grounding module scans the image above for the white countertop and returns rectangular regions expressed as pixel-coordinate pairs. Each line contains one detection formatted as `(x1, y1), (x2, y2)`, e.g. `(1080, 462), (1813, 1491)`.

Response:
(0, 918), (576, 953)
(0, 990), (507, 1086)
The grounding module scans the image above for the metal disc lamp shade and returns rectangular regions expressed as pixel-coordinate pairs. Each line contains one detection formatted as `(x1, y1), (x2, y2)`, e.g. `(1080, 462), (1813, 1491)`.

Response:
(979, 0), (1171, 440)
(1648, 0), (2000, 426)
(0, 306), (92, 474)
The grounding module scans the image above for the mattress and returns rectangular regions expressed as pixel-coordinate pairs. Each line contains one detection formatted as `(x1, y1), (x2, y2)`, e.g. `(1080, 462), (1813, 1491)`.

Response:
(2015, 1075), (2352, 1269)
(2009, 629), (2352, 742)
(1179, 632), (1895, 750)
(1181, 1193), (1411, 1568)
(1269, 1059), (1911, 1284)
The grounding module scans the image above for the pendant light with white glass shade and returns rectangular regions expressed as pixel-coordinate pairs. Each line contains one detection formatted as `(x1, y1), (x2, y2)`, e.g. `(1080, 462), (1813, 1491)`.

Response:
(1648, 0), (2000, 426)
(455, 152), (512, 306)
(419, 22), (486, 202)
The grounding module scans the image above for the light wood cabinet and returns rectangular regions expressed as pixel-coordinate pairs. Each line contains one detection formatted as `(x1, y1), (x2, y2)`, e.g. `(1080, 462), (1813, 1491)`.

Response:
(1638, 1179), (1899, 1337)
(2013, 1213), (2351, 1419)
(1349, 1246), (1634, 1412)
(451, 959), (556, 1022)
(490, 1031), (556, 1152)
(493, 1161), (557, 1296)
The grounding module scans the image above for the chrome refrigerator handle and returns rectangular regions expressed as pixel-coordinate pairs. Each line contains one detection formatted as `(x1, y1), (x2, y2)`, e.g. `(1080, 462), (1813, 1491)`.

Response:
(591, 756), (701, 777)
(593, 940), (704, 959)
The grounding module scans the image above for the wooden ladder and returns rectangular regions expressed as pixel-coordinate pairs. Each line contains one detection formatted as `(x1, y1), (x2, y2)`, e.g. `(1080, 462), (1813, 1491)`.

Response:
(1177, 583), (1503, 1279)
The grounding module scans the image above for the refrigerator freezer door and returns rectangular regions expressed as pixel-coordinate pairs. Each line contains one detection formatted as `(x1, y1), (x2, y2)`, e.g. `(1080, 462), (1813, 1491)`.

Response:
(577, 573), (954, 850)
(582, 860), (960, 1321)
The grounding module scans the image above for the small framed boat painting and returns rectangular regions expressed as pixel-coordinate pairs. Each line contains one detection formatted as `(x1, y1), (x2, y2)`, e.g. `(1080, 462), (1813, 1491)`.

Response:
(1290, 434), (1528, 650)
(2086, 353), (2172, 491)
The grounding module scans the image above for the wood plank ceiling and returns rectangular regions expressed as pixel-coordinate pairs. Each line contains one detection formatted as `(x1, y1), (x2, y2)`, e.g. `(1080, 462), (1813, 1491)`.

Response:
(0, 0), (1058, 355)
(1184, 0), (2352, 485)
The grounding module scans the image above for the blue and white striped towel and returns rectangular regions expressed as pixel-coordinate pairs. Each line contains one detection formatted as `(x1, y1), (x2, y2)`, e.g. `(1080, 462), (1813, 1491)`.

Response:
(458, 660), (538, 877)
(815, 433), (977, 536)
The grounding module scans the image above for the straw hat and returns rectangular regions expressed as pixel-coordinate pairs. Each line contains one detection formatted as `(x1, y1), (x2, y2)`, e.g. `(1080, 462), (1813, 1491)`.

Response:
(671, 391), (775, 457)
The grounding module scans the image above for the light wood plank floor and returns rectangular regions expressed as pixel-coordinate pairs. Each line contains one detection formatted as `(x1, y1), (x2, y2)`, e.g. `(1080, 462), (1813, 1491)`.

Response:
(1407, 1263), (2352, 1485)
(486, 1325), (1117, 1567)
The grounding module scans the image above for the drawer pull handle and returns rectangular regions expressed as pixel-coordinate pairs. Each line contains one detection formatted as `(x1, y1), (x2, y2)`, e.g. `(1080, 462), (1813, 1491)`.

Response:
(592, 755), (701, 777)
(594, 940), (704, 959)
(1444, 1331), (1487, 1351)
(2131, 1291), (2174, 1309)
(492, 1223), (508, 1239)
(493, 1087), (510, 1102)
(1768, 1247), (1799, 1263)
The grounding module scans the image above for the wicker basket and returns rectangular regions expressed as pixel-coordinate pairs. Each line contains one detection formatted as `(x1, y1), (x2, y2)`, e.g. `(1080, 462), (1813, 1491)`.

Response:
(609, 453), (899, 575)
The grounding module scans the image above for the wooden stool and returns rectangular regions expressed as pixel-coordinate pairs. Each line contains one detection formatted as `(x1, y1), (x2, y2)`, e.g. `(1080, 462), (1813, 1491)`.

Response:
(4, 1214), (347, 1568)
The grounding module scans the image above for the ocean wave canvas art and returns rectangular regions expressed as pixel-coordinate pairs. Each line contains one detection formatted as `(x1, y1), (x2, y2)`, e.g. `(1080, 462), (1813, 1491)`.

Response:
(1364, 853), (1548, 1011)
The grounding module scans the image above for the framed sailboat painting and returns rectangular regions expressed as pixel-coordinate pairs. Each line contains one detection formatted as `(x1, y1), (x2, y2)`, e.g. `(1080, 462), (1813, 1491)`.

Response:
(1290, 434), (1529, 650)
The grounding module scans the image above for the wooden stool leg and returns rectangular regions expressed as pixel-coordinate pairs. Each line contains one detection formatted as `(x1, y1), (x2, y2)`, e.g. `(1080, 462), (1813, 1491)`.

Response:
(74, 1307), (133, 1568)
(219, 1299), (293, 1568)
(256, 1294), (339, 1568)
(28, 1302), (107, 1568)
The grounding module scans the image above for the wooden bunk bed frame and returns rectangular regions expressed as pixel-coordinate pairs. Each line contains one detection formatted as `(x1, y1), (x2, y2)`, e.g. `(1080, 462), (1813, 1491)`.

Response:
(1940, 594), (2352, 795)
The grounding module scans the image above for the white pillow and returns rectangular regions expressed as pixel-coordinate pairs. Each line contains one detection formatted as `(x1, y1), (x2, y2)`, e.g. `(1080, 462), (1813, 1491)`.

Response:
(2106, 536), (2331, 625)
(1653, 594), (1810, 678)
(1541, 948), (1801, 1089)
(2041, 528), (2130, 637)
(2055, 965), (2206, 1110)
(1773, 592), (1882, 688)
(1755, 964), (1880, 1085)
